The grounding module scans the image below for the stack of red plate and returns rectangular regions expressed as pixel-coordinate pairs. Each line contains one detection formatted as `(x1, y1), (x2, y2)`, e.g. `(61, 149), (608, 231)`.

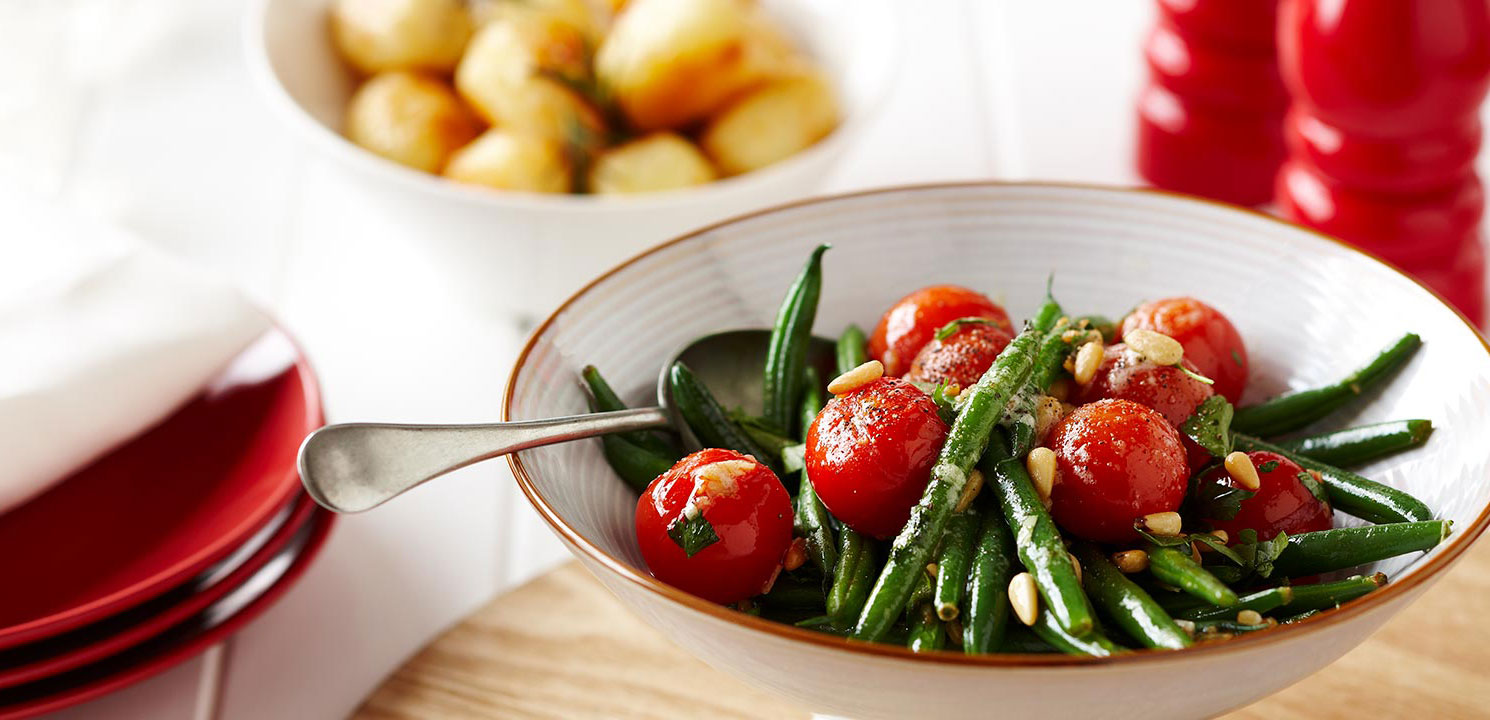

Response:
(0, 328), (332, 718)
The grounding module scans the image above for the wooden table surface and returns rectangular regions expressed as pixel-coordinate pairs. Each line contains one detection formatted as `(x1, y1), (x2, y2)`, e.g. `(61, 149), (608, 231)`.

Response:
(353, 537), (1490, 720)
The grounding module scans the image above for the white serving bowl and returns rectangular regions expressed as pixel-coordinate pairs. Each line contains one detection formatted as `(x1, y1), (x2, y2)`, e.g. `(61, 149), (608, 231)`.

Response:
(245, 0), (897, 321)
(504, 183), (1490, 720)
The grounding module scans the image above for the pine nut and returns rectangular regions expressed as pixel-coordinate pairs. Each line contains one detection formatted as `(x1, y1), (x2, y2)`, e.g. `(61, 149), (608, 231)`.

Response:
(1175, 619), (1196, 635)
(783, 537), (807, 571)
(1209, 529), (1229, 545)
(1073, 340), (1104, 384)
(827, 360), (884, 395)
(1224, 451), (1261, 491)
(1069, 552), (1083, 584)
(1008, 572), (1040, 626)
(1112, 549), (1149, 573)
(1026, 447), (1057, 500)
(1140, 511), (1183, 536)
(1237, 609), (1264, 626)
(943, 382), (962, 399)
(1125, 328), (1184, 366)
(1190, 542), (1202, 564)
(954, 469), (984, 513)
(1034, 395), (1066, 441)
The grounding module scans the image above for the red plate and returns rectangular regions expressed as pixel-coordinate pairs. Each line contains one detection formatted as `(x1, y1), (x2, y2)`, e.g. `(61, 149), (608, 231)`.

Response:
(0, 492), (317, 688)
(0, 328), (322, 649)
(0, 509), (335, 719)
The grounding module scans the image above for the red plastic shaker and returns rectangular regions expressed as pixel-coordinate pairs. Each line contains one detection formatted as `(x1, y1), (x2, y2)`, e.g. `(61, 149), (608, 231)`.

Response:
(1276, 0), (1490, 325)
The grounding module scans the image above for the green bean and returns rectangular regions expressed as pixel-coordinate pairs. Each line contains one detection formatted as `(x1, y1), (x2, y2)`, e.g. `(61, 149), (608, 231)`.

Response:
(998, 628), (1060, 653)
(1147, 545), (1238, 607)
(595, 433), (675, 493)
(1271, 522), (1450, 577)
(1150, 588), (1207, 616)
(963, 509), (1015, 654)
(852, 316), (1055, 642)
(794, 368), (837, 573)
(669, 362), (782, 475)
(1287, 574), (1385, 612)
(792, 614), (840, 633)
(581, 365), (678, 457)
(739, 420), (797, 459)
(908, 603), (945, 652)
(1279, 609), (1321, 624)
(760, 576), (826, 611)
(981, 433), (1095, 638)
(1001, 385), (1040, 457)
(1030, 297), (1065, 334)
(827, 529), (876, 631)
(763, 244), (829, 437)
(1187, 618), (1272, 635)
(1275, 419), (1433, 469)
(800, 366), (826, 434)
(1180, 586), (1294, 621)
(1029, 323), (1096, 392)
(1234, 434), (1433, 523)
(836, 324), (868, 375)
(1232, 333), (1421, 436)
(934, 511), (979, 621)
(905, 569), (934, 615)
(1074, 543), (1191, 650)
(1030, 610), (1127, 657)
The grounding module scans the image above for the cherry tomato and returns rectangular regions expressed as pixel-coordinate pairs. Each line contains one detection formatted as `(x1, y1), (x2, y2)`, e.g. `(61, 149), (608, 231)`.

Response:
(1047, 399), (1190, 543)
(905, 323), (1014, 389)
(868, 285), (1012, 376)
(1075, 343), (1215, 469)
(1120, 297), (1248, 403)
(1204, 451), (1333, 542)
(805, 377), (949, 539)
(635, 448), (793, 604)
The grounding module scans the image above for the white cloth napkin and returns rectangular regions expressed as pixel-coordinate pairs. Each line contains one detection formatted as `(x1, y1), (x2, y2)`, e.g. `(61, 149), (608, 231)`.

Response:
(0, 190), (269, 515)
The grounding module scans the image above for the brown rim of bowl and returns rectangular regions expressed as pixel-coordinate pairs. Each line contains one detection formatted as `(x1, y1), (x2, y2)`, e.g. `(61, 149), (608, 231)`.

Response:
(503, 180), (1490, 667)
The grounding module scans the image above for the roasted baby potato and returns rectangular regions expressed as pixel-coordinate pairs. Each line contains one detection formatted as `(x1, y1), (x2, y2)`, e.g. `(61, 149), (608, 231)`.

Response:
(344, 72), (482, 173)
(588, 133), (717, 194)
(702, 73), (837, 176)
(469, 0), (611, 42)
(331, 0), (473, 74)
(455, 13), (606, 143)
(443, 130), (571, 192)
(595, 0), (801, 130)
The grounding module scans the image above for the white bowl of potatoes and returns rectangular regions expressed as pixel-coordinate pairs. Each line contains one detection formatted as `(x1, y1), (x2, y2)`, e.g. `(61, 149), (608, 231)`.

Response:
(246, 0), (896, 320)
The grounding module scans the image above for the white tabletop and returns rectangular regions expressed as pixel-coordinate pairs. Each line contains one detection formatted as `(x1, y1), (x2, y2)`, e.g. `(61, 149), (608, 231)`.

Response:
(4, 1), (1479, 718)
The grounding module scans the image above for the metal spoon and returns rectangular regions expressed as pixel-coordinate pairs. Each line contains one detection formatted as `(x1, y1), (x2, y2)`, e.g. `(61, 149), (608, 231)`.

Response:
(298, 329), (836, 513)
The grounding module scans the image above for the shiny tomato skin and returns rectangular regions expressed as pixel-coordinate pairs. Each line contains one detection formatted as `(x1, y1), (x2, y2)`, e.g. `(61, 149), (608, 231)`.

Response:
(868, 285), (1013, 377)
(1076, 343), (1216, 469)
(1120, 297), (1248, 403)
(1205, 451), (1334, 542)
(636, 448), (793, 604)
(806, 377), (950, 539)
(905, 323), (1014, 389)
(1047, 399), (1190, 543)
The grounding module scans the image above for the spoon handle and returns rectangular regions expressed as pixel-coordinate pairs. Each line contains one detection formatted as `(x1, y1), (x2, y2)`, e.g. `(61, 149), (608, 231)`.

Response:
(299, 407), (670, 513)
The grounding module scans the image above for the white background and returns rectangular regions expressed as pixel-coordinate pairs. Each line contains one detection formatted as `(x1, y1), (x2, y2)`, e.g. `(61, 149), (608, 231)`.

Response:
(1, 1), (1481, 718)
